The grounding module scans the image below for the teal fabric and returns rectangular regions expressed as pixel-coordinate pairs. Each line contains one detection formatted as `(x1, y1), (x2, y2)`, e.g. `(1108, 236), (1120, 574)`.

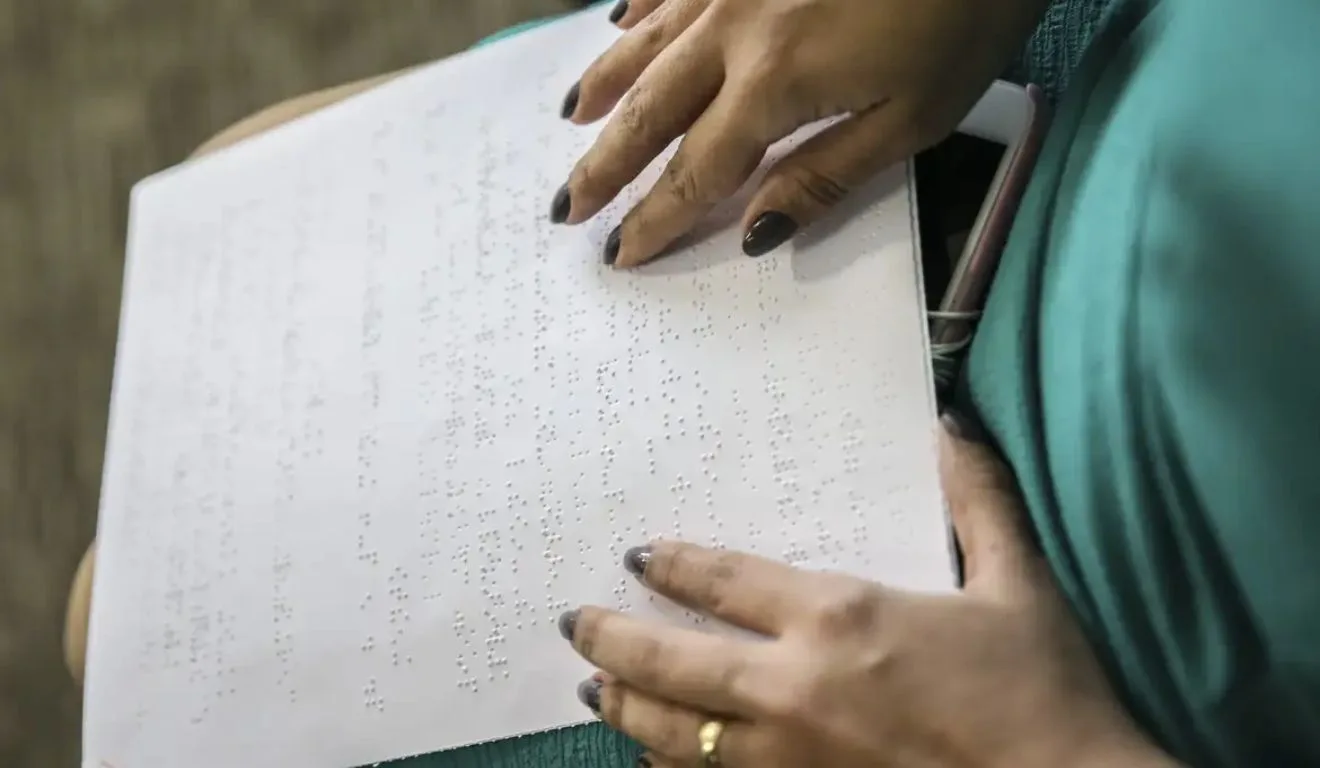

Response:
(961, 0), (1320, 765)
(386, 1), (1121, 766)
(1006, 0), (1119, 100)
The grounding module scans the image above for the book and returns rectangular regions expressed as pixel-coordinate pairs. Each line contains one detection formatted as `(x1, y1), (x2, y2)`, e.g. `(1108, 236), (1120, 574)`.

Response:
(83, 6), (952, 767)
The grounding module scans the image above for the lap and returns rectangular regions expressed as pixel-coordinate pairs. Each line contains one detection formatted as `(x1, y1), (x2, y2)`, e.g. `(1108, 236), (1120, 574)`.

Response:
(191, 70), (408, 157)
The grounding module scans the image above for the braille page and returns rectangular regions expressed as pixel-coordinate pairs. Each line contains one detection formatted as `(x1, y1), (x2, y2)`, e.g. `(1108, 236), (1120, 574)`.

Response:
(83, 6), (952, 768)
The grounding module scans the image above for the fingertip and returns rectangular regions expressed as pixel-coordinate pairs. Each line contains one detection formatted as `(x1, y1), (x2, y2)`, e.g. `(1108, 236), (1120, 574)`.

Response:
(549, 185), (572, 224)
(606, 221), (667, 270)
(560, 82), (581, 120)
(623, 545), (652, 579)
(741, 211), (798, 257)
(603, 225), (622, 266)
(608, 0), (630, 25)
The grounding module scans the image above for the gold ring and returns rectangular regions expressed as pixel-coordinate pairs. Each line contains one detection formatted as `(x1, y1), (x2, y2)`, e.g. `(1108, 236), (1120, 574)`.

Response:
(698, 719), (725, 766)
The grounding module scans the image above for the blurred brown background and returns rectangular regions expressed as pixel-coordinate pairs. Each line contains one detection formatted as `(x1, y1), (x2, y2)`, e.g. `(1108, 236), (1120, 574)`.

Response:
(0, 1), (581, 764)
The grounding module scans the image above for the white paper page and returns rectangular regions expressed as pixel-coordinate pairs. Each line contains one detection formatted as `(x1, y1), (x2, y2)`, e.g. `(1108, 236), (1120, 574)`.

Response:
(84, 6), (952, 768)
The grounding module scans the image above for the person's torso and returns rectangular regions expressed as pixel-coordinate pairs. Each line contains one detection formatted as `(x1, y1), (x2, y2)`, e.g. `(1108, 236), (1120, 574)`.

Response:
(962, 0), (1320, 765)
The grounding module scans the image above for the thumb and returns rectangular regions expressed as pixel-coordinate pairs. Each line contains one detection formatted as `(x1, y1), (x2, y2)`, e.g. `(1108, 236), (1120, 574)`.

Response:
(937, 412), (1043, 594)
(739, 103), (925, 258)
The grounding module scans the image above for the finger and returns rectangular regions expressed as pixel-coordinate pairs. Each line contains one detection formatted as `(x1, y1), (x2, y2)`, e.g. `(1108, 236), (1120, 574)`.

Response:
(739, 102), (927, 257)
(608, 0), (674, 30)
(561, 20), (722, 225)
(565, 605), (764, 715)
(571, 0), (709, 124)
(626, 541), (818, 635)
(610, 87), (771, 267)
(581, 676), (760, 766)
(937, 412), (1043, 591)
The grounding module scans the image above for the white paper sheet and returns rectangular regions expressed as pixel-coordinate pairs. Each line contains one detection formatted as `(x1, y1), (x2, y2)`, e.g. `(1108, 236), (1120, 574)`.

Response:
(83, 6), (953, 767)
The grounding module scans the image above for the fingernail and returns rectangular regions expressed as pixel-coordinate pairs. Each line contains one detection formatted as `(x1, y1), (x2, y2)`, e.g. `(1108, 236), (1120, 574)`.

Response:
(623, 545), (651, 579)
(550, 185), (572, 224)
(608, 1), (629, 24)
(561, 82), (580, 120)
(637, 755), (652, 768)
(742, 211), (798, 257)
(557, 609), (580, 641)
(576, 677), (602, 714)
(603, 225), (622, 266)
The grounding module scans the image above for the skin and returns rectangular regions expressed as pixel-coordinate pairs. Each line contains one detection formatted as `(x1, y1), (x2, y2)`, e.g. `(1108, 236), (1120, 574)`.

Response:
(565, 421), (1180, 768)
(557, 0), (1054, 268)
(61, 8), (1181, 766)
(556, 5), (1176, 761)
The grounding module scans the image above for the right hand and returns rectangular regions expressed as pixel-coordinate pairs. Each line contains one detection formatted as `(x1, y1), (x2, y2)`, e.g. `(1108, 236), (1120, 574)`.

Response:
(553, 0), (1049, 267)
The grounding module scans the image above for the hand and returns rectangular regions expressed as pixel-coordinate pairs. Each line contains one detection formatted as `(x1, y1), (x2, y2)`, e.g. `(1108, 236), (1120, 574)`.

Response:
(558, 416), (1178, 767)
(551, 0), (1050, 267)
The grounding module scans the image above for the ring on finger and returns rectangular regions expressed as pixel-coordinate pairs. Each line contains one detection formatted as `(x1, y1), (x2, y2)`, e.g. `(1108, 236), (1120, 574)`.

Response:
(698, 719), (725, 766)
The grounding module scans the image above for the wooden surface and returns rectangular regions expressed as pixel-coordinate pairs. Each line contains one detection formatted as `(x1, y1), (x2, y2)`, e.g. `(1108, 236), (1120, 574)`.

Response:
(0, 1), (579, 764)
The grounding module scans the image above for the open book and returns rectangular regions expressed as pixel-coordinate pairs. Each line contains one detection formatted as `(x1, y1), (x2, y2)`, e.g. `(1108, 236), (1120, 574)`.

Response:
(83, 6), (953, 767)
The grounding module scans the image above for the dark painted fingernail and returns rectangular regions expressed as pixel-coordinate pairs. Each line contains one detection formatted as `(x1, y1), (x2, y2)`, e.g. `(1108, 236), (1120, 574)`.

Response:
(623, 545), (651, 579)
(603, 225), (622, 266)
(742, 211), (799, 257)
(558, 609), (580, 641)
(637, 756), (652, 768)
(550, 185), (572, 224)
(561, 82), (580, 120)
(609, 1), (629, 24)
(576, 677), (602, 714)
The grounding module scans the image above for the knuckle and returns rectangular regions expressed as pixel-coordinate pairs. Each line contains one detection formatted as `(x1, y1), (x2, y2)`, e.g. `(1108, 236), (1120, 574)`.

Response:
(624, 635), (667, 688)
(663, 546), (742, 609)
(697, 551), (744, 612)
(756, 668), (819, 722)
(715, 649), (752, 696)
(777, 164), (849, 210)
(637, 0), (668, 16)
(619, 94), (650, 140)
(635, 9), (669, 51)
(662, 159), (705, 205)
(809, 580), (882, 635)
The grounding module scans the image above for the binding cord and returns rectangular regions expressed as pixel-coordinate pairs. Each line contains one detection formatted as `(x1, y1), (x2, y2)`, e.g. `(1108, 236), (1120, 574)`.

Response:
(927, 309), (981, 396)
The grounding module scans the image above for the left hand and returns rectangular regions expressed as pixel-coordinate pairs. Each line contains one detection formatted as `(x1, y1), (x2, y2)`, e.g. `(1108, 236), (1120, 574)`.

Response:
(558, 416), (1174, 767)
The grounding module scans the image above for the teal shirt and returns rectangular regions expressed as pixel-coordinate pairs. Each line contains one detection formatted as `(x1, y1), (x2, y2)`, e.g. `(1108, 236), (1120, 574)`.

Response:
(398, 1), (1320, 765)
(964, 0), (1320, 765)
